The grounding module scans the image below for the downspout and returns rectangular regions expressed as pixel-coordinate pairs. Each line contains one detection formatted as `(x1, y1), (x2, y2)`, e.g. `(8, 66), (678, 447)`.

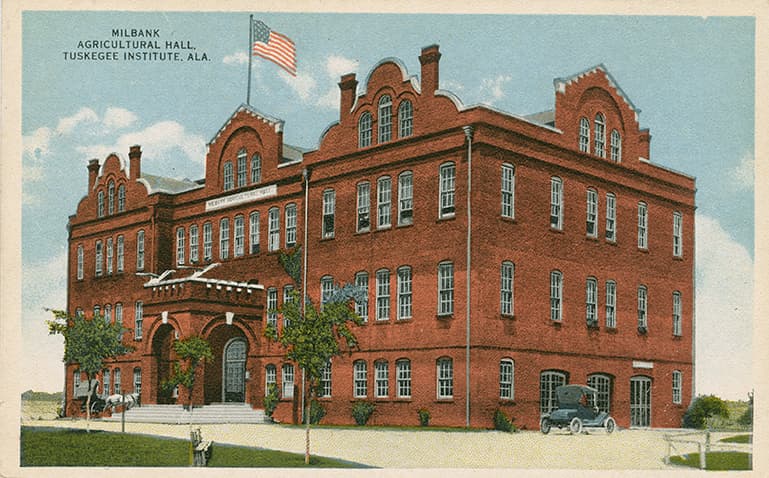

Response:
(691, 204), (696, 404)
(301, 167), (310, 424)
(462, 125), (474, 428)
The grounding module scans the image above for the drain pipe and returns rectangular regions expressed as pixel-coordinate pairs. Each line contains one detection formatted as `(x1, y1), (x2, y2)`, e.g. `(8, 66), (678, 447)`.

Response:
(462, 125), (474, 428)
(301, 167), (310, 425)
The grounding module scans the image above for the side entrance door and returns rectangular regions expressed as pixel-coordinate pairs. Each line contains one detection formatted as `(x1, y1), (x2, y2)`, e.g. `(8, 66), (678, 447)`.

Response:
(630, 376), (652, 427)
(223, 339), (246, 402)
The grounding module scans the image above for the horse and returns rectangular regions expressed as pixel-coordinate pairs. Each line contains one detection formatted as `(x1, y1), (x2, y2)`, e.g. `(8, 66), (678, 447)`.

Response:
(103, 393), (141, 412)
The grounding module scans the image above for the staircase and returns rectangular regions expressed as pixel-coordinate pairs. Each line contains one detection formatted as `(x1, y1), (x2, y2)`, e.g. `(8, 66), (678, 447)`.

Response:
(103, 403), (270, 424)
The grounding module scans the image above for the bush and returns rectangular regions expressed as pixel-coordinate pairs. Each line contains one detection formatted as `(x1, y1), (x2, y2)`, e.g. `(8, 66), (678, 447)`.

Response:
(493, 409), (517, 432)
(417, 408), (430, 427)
(737, 392), (753, 427)
(263, 383), (279, 419)
(351, 401), (375, 425)
(683, 395), (729, 429)
(309, 400), (326, 425)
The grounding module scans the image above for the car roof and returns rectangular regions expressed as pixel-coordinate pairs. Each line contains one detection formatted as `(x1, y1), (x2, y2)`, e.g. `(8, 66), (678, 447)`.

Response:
(555, 384), (598, 403)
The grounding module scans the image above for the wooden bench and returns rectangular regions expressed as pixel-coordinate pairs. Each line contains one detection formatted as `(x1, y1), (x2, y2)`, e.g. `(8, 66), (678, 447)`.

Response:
(190, 428), (213, 466)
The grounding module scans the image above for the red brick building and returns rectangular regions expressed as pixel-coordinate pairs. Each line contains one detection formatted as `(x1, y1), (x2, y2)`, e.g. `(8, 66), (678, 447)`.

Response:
(65, 45), (695, 429)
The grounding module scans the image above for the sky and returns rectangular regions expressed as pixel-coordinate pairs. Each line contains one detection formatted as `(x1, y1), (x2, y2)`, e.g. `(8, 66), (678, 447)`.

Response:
(19, 11), (755, 400)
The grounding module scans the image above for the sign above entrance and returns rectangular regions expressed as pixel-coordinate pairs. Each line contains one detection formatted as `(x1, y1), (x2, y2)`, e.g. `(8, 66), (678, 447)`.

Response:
(632, 361), (654, 369)
(206, 184), (277, 211)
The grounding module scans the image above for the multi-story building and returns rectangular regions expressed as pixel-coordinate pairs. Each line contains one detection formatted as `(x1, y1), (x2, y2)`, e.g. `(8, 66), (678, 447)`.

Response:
(65, 44), (695, 429)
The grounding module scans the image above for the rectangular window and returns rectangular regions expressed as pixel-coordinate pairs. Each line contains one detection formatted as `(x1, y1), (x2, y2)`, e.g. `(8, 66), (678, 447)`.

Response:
(133, 368), (142, 395)
(115, 303), (123, 326)
(605, 193), (616, 242)
(319, 361), (332, 398)
(673, 292), (682, 336)
(285, 204), (297, 248)
(501, 164), (515, 219)
(176, 227), (185, 265)
(396, 360), (411, 398)
(103, 369), (110, 397)
(223, 162), (234, 191)
(134, 301), (143, 339)
(586, 278), (598, 325)
(579, 118), (590, 153)
(282, 364), (294, 399)
(375, 361), (389, 398)
(439, 163), (456, 218)
(237, 150), (247, 188)
(605, 280), (616, 328)
(357, 182), (371, 232)
(550, 177), (563, 230)
(355, 272), (369, 322)
(438, 262), (454, 316)
(267, 288), (278, 328)
(104, 304), (111, 323)
(586, 189), (598, 237)
(354, 361), (367, 398)
(322, 190), (335, 238)
(234, 215), (245, 257)
(116, 236), (124, 272)
(118, 185), (125, 212)
(189, 225), (198, 263)
(638, 286), (648, 329)
(106, 238), (113, 275)
(320, 276), (334, 307)
(95, 240), (103, 276)
(376, 269), (390, 321)
(113, 368), (121, 395)
(550, 271), (562, 321)
(673, 212), (683, 257)
(73, 370), (81, 397)
(398, 172), (413, 226)
(500, 262), (514, 316)
(249, 212), (260, 254)
(397, 267), (412, 320)
(283, 285), (294, 328)
(638, 202), (648, 249)
(76, 245), (84, 280)
(672, 370), (682, 404)
(251, 154), (262, 184)
(377, 176), (392, 229)
(540, 371), (566, 414)
(219, 218), (230, 260)
(203, 223), (212, 261)
(499, 359), (514, 400)
(437, 358), (453, 399)
(265, 365), (276, 395)
(268, 208), (280, 252)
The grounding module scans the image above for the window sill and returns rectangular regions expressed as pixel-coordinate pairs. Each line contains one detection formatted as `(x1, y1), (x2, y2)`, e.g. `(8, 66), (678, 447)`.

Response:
(637, 247), (649, 253)
(374, 397), (390, 402)
(498, 400), (517, 406)
(585, 235), (599, 242)
(394, 398), (412, 403)
(549, 227), (564, 234)
(434, 398), (454, 404)
(320, 235), (335, 242)
(437, 214), (456, 223)
(501, 314), (515, 320)
(551, 320), (563, 327)
(396, 317), (413, 323)
(396, 221), (414, 229)
(673, 255), (684, 261)
(354, 229), (370, 235)
(605, 239), (618, 246)
(374, 319), (390, 324)
(605, 326), (618, 334)
(375, 225), (392, 232)
(672, 334), (683, 340)
(437, 313), (453, 320)
(500, 216), (516, 224)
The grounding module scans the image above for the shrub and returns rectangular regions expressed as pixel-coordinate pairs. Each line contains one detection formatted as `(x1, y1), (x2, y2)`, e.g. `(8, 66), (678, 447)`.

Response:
(737, 392), (753, 427)
(493, 409), (517, 432)
(417, 408), (430, 427)
(309, 400), (326, 425)
(683, 395), (729, 429)
(351, 401), (375, 425)
(263, 383), (279, 419)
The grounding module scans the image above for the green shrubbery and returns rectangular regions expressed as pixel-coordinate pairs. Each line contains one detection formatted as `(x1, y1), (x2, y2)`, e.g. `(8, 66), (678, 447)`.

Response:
(309, 400), (326, 425)
(683, 395), (729, 429)
(417, 408), (430, 427)
(351, 401), (375, 425)
(493, 409), (517, 432)
(263, 383), (279, 419)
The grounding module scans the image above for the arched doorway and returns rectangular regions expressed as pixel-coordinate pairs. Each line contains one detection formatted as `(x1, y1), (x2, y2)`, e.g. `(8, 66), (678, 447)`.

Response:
(223, 338), (247, 402)
(151, 324), (176, 404)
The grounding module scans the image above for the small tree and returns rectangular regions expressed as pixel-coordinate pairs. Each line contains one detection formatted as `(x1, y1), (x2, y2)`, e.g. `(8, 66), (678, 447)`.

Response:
(46, 309), (133, 432)
(683, 394), (730, 429)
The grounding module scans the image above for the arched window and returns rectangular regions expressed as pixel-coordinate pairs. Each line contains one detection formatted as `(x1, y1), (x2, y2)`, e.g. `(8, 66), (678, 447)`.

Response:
(95, 240), (103, 276)
(499, 358), (515, 400)
(223, 161), (234, 191)
(358, 112), (372, 148)
(113, 368), (122, 395)
(234, 215), (245, 257)
(319, 361), (332, 398)
(375, 360), (389, 398)
(236, 148), (247, 188)
(587, 373), (612, 412)
(672, 370), (682, 404)
(133, 367), (142, 395)
(436, 357), (454, 399)
(106, 238), (113, 275)
(672, 291), (682, 336)
(355, 271), (369, 322)
(586, 277), (598, 326)
(579, 117), (590, 153)
(550, 270), (563, 321)
(637, 285), (648, 330)
(586, 188), (598, 237)
(540, 370), (567, 413)
(397, 171), (413, 225)
(219, 217), (230, 260)
(610, 129), (622, 162)
(251, 154), (262, 184)
(97, 191), (105, 218)
(265, 364), (277, 395)
(117, 184), (126, 212)
(550, 177), (563, 230)
(76, 245), (84, 280)
(281, 364), (294, 398)
(605, 280), (617, 328)
(397, 266), (412, 320)
(501, 163), (515, 219)
(176, 227), (185, 265)
(116, 235), (124, 272)
(376, 269), (390, 321)
(439, 162), (456, 218)
(353, 360), (368, 397)
(637, 201), (648, 249)
(500, 261), (514, 316)
(378, 95), (392, 143)
(594, 113), (606, 158)
(320, 275), (334, 307)
(108, 181), (115, 215)
(377, 176), (392, 228)
(284, 203), (297, 248)
(396, 359), (411, 398)
(356, 182), (371, 232)
(249, 212), (259, 254)
(438, 262), (454, 316)
(398, 100), (413, 138)
(268, 207), (280, 251)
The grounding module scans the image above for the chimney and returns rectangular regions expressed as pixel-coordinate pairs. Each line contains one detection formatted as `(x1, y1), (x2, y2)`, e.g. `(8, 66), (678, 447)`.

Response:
(129, 145), (142, 180)
(338, 73), (358, 119)
(87, 159), (100, 191)
(419, 44), (441, 95)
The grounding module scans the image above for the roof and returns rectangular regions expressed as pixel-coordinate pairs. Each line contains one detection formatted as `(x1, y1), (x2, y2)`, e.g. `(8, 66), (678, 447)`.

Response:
(523, 109), (555, 126)
(281, 143), (305, 165)
(138, 173), (202, 195)
(553, 64), (640, 120)
(209, 103), (286, 146)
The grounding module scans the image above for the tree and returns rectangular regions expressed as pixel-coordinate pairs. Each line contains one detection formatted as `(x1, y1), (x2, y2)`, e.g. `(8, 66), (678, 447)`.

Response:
(46, 309), (133, 432)
(683, 394), (730, 429)
(276, 285), (364, 464)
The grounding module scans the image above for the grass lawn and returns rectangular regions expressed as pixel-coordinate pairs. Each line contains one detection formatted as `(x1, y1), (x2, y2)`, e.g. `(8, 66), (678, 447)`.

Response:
(669, 452), (751, 471)
(20, 427), (368, 468)
(719, 434), (752, 444)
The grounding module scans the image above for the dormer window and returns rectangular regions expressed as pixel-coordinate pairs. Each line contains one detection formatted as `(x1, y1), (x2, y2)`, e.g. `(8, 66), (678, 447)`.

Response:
(378, 95), (392, 143)
(579, 117), (590, 153)
(108, 181), (115, 215)
(594, 113), (606, 158)
(610, 129), (622, 162)
(358, 112), (372, 148)
(251, 154), (262, 184)
(237, 148), (247, 188)
(223, 161), (234, 191)
(398, 100), (413, 138)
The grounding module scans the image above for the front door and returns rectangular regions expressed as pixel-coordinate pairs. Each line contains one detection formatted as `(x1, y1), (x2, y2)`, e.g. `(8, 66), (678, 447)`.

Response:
(223, 339), (246, 402)
(630, 376), (652, 427)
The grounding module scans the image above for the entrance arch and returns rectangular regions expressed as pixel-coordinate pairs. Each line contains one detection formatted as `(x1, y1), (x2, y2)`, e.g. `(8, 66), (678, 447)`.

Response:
(204, 323), (250, 404)
(222, 338), (247, 402)
(151, 323), (176, 404)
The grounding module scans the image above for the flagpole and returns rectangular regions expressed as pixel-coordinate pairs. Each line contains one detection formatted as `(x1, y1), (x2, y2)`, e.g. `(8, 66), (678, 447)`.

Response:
(247, 14), (253, 105)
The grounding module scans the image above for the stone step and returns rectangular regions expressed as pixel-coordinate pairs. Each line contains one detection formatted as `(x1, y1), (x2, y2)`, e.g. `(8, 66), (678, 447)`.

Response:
(103, 404), (270, 424)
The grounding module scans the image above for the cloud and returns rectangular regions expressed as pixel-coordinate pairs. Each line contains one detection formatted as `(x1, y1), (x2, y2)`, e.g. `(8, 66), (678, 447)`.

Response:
(730, 152), (753, 190)
(55, 107), (99, 135)
(223, 51), (249, 65)
(479, 74), (512, 105)
(23, 127), (53, 161)
(315, 55), (359, 110)
(442, 78), (466, 94)
(694, 213), (753, 400)
(279, 70), (317, 102)
(103, 107), (138, 130)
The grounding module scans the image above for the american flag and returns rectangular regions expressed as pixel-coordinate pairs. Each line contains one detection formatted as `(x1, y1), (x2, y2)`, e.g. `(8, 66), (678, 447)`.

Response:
(252, 20), (296, 76)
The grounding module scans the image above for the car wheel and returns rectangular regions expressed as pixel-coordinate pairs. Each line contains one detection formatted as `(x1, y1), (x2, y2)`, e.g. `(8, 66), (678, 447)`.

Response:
(604, 417), (616, 434)
(569, 417), (583, 435)
(540, 417), (551, 434)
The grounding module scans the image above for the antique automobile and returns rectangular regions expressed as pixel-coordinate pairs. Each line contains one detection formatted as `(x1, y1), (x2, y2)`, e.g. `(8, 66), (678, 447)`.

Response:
(539, 384), (616, 434)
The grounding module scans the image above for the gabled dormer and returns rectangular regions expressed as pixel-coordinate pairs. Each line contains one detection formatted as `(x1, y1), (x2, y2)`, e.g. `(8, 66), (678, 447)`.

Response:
(553, 65), (651, 166)
(205, 104), (287, 195)
(75, 145), (147, 220)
